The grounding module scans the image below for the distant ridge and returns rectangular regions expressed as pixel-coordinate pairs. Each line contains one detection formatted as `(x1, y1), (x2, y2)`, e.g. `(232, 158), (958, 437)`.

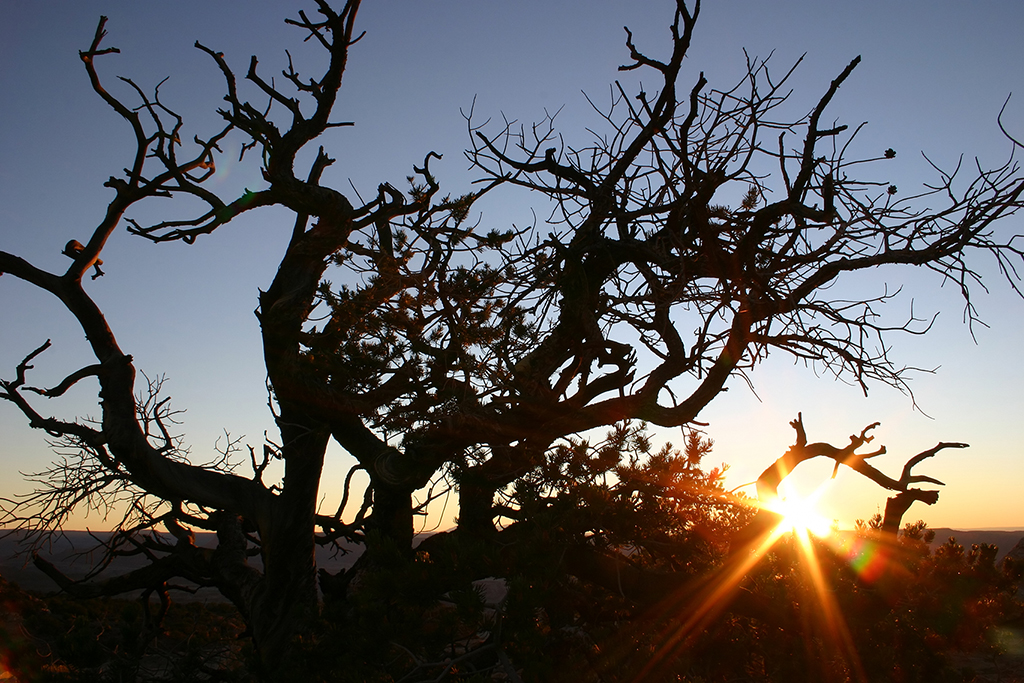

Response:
(0, 530), (361, 595)
(927, 528), (1024, 560)
(2, 528), (1021, 595)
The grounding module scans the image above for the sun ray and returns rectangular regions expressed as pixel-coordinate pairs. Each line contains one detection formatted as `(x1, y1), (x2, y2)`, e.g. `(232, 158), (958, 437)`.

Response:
(792, 523), (868, 681)
(630, 521), (793, 682)
(632, 477), (881, 681)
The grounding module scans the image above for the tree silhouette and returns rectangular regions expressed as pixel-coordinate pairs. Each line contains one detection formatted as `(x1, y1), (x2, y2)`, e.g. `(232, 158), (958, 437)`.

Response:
(2, 0), (1023, 678)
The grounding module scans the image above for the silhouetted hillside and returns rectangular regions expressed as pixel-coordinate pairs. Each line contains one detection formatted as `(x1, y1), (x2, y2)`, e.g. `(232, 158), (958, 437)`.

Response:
(928, 528), (1024, 560)
(0, 530), (361, 595)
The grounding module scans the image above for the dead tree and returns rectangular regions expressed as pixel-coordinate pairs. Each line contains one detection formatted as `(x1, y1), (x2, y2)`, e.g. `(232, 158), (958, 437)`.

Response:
(737, 413), (967, 549)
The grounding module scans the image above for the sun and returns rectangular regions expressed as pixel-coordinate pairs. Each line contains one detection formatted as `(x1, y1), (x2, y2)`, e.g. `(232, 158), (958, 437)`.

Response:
(776, 494), (833, 537)
(765, 476), (835, 538)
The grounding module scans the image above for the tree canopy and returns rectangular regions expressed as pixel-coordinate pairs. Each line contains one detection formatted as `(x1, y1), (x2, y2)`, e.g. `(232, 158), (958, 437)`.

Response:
(2, 1), (1023, 680)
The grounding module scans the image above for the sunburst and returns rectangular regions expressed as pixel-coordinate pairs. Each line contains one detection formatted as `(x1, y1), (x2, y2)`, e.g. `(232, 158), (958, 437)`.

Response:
(772, 483), (834, 539)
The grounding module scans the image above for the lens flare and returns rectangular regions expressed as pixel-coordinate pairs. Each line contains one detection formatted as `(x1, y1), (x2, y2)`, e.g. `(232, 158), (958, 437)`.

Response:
(826, 533), (890, 583)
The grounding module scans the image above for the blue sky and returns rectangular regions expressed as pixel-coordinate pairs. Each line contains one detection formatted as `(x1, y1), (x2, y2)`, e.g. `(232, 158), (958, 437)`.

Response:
(2, 1), (1023, 530)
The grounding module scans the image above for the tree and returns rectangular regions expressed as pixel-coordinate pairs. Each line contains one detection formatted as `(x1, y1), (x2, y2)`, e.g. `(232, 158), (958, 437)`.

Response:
(1, 0), (1022, 678)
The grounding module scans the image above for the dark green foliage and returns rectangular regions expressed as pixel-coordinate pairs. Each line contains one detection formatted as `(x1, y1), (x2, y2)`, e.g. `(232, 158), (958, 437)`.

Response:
(0, 577), (248, 682)
(659, 525), (1024, 683)
(248, 425), (751, 681)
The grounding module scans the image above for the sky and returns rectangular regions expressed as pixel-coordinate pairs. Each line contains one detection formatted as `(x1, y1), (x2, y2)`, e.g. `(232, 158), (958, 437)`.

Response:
(1, 1), (1023, 532)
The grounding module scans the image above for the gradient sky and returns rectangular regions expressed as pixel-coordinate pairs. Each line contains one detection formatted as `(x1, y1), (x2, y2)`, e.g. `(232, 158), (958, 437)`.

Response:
(2, 1), (1023, 532)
